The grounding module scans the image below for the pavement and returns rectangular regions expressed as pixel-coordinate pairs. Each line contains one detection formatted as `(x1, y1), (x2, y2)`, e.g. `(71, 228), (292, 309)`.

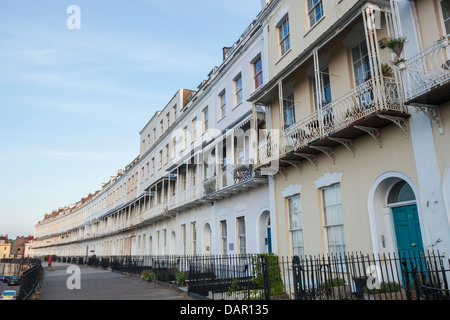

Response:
(36, 262), (196, 300)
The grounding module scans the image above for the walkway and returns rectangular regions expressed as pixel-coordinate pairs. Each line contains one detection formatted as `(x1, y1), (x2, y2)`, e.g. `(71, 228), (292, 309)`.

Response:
(37, 262), (195, 300)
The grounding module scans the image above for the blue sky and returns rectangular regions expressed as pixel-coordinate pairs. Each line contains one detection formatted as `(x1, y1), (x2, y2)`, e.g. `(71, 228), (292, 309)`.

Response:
(0, 0), (262, 239)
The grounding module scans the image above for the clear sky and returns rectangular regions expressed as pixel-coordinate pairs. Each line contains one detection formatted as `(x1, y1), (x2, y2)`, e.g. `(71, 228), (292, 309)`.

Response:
(0, 0), (262, 239)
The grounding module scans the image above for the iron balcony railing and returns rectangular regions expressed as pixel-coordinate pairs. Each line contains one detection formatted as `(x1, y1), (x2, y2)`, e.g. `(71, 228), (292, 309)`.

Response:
(202, 164), (263, 196)
(401, 34), (450, 102)
(257, 76), (404, 166)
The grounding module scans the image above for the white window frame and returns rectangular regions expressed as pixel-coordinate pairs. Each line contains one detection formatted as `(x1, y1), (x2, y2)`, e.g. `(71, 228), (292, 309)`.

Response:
(307, 0), (324, 28)
(278, 16), (291, 57)
(236, 216), (246, 255)
(283, 93), (296, 128)
(288, 194), (304, 257)
(322, 184), (346, 257)
(220, 220), (228, 255)
(203, 107), (209, 133)
(234, 73), (243, 106)
(440, 0), (450, 35)
(191, 222), (197, 255)
(219, 90), (226, 119)
(252, 55), (263, 90)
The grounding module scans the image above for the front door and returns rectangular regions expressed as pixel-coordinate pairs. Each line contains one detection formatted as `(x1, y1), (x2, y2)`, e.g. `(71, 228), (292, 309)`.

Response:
(392, 205), (424, 258)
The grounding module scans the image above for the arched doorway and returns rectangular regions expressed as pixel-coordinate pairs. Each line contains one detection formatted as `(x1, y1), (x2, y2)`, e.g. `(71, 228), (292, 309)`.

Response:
(368, 172), (426, 257)
(203, 223), (212, 255)
(258, 210), (272, 253)
(387, 181), (424, 257)
(170, 231), (176, 255)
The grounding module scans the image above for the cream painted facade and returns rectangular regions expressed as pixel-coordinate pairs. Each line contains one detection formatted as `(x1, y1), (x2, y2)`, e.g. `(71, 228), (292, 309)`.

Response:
(32, 0), (450, 261)
(0, 239), (11, 259)
(32, 10), (270, 258)
(250, 0), (450, 260)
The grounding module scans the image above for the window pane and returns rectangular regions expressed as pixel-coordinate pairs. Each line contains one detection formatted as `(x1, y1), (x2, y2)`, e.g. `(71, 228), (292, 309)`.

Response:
(289, 195), (303, 257)
(323, 184), (345, 256)
(254, 58), (262, 74)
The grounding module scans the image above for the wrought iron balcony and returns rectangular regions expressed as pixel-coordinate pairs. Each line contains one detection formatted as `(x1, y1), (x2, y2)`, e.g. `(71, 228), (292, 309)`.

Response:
(202, 164), (267, 200)
(401, 35), (450, 105)
(257, 76), (407, 168)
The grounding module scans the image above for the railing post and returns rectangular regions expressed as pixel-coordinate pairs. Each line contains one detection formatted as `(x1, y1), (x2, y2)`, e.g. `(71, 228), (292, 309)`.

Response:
(262, 255), (271, 300)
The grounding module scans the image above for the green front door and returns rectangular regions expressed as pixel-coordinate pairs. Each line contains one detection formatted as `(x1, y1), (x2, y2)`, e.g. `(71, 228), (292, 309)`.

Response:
(392, 205), (424, 258)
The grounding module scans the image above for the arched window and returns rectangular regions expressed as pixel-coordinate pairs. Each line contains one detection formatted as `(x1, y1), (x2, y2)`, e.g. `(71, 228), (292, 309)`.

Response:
(387, 181), (415, 204)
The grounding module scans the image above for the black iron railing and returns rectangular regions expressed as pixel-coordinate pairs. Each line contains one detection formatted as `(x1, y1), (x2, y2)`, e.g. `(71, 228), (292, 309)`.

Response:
(56, 250), (450, 300)
(17, 260), (43, 300)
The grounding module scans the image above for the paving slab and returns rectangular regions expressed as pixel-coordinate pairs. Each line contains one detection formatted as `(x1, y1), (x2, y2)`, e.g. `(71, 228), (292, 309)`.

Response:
(38, 262), (195, 300)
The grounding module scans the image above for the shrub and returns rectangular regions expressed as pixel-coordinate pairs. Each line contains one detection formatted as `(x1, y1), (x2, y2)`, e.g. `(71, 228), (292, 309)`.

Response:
(364, 281), (401, 294)
(175, 271), (188, 287)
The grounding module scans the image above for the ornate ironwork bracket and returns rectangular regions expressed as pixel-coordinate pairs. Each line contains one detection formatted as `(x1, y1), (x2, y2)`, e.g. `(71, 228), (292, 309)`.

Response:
(294, 153), (318, 170)
(162, 207), (175, 218)
(328, 137), (355, 158)
(355, 125), (382, 147)
(280, 160), (302, 174)
(310, 146), (335, 164)
(276, 167), (288, 180)
(411, 103), (444, 135)
(377, 114), (409, 138)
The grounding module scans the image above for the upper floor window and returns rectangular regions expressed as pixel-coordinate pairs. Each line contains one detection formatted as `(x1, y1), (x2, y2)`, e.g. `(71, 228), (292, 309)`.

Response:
(307, 0), (324, 28)
(234, 73), (243, 106)
(219, 90), (226, 119)
(441, 0), (450, 34)
(283, 93), (296, 129)
(352, 40), (371, 86)
(313, 67), (332, 110)
(165, 144), (169, 164)
(278, 16), (291, 56)
(202, 107), (209, 132)
(158, 150), (163, 169)
(253, 56), (263, 90)
(191, 117), (198, 142)
(173, 105), (177, 123)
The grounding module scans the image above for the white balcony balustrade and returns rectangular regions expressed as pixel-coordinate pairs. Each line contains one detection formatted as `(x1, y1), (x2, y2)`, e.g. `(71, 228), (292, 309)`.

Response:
(402, 35), (450, 104)
(258, 76), (405, 167)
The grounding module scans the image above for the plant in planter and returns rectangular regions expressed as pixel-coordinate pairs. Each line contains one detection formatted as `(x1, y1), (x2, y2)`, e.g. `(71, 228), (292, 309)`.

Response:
(203, 176), (217, 194)
(381, 63), (394, 77)
(385, 36), (407, 56)
(390, 56), (407, 70)
(363, 281), (406, 300)
(438, 35), (449, 48)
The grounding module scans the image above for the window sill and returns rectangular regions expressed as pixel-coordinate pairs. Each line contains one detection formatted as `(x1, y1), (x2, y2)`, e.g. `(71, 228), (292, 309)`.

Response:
(218, 115), (226, 123)
(233, 101), (243, 111)
(303, 15), (325, 38)
(275, 48), (292, 65)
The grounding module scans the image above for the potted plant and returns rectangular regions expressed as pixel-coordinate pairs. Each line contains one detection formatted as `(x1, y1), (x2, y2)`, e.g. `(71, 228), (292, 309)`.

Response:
(390, 56), (406, 70)
(438, 36), (449, 48)
(385, 36), (407, 56)
(381, 63), (394, 77)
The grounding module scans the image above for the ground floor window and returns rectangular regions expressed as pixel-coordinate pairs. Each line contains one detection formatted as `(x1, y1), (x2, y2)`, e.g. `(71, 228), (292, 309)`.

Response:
(220, 220), (227, 255)
(288, 195), (304, 257)
(191, 222), (197, 255)
(322, 184), (346, 256)
(237, 217), (246, 255)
